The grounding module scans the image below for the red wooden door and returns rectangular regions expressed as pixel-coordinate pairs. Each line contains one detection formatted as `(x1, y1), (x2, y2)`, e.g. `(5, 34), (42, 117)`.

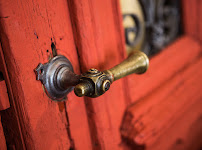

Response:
(0, 0), (91, 149)
(0, 0), (202, 150)
(0, 0), (127, 149)
(67, 1), (130, 149)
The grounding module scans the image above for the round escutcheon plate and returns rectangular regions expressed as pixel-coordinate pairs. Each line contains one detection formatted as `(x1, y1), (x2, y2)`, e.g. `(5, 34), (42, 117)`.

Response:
(35, 55), (74, 101)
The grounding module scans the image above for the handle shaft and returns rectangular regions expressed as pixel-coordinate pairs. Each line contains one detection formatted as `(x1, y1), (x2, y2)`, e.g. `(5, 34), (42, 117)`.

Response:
(108, 51), (149, 82)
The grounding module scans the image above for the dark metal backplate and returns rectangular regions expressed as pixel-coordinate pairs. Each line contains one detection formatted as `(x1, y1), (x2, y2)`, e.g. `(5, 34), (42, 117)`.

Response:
(35, 55), (74, 101)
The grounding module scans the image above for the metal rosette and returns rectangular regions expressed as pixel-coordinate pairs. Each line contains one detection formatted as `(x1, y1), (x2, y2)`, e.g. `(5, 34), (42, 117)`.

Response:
(35, 55), (74, 101)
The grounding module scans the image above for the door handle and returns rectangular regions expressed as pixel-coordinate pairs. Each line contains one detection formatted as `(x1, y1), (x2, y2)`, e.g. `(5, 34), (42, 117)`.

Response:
(35, 50), (149, 101)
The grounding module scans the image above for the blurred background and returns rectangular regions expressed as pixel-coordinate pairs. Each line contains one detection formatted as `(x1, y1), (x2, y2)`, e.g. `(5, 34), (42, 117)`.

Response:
(120, 0), (181, 56)
(119, 0), (202, 150)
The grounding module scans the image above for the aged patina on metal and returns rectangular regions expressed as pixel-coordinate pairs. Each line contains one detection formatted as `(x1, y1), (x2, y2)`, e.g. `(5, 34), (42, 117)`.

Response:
(74, 50), (149, 97)
(35, 56), (78, 100)
(35, 51), (149, 100)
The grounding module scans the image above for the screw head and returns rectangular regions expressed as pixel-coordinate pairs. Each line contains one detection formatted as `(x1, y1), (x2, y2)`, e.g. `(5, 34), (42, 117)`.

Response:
(88, 68), (99, 74)
(102, 80), (111, 92)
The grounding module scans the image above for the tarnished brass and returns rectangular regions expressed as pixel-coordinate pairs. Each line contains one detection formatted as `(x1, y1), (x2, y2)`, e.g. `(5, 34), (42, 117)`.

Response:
(74, 50), (149, 97)
(74, 68), (111, 97)
(35, 51), (149, 100)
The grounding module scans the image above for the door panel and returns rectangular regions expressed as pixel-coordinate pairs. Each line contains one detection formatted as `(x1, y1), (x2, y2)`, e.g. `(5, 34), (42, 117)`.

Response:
(0, 0), (91, 149)
(198, 0), (202, 42)
(0, 116), (6, 150)
(182, 0), (199, 39)
(0, 0), (201, 149)
(120, 36), (202, 149)
(0, 44), (25, 149)
(125, 36), (201, 104)
(68, 0), (131, 149)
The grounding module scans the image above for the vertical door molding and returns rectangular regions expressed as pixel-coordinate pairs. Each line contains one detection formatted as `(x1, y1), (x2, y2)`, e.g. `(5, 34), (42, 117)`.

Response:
(0, 0), (91, 149)
(67, 0), (131, 149)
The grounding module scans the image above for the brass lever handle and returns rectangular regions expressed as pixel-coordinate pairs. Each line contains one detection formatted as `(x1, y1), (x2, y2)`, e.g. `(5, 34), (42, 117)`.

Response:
(74, 51), (149, 97)
(35, 51), (149, 100)
(107, 50), (149, 81)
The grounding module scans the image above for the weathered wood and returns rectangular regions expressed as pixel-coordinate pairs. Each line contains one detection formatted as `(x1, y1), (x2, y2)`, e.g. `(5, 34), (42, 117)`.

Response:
(0, 0), (201, 149)
(0, 50), (10, 111)
(126, 36), (201, 103)
(182, 0), (202, 43)
(198, 0), (202, 42)
(0, 81), (10, 111)
(148, 99), (202, 150)
(0, 116), (7, 150)
(65, 92), (92, 150)
(0, 44), (25, 149)
(182, 0), (198, 39)
(121, 54), (202, 150)
(68, 0), (130, 149)
(0, 0), (91, 149)
(67, 0), (202, 148)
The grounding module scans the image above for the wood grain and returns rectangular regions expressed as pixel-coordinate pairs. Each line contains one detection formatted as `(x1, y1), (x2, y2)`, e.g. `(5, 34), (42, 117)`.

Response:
(126, 36), (201, 103)
(0, 48), (10, 111)
(0, 116), (7, 150)
(0, 0), (91, 149)
(0, 0), (201, 149)
(68, 0), (129, 149)
(198, 0), (202, 42)
(0, 44), (25, 148)
(182, 0), (198, 39)
(148, 97), (202, 150)
(0, 81), (10, 111)
(121, 49), (202, 150)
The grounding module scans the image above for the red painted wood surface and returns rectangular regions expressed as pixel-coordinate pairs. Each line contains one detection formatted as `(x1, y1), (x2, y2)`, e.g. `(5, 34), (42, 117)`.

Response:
(149, 98), (202, 150)
(68, 0), (130, 149)
(0, 0), (91, 149)
(67, 1), (202, 149)
(0, 81), (10, 111)
(0, 116), (7, 150)
(199, 0), (202, 42)
(126, 36), (201, 103)
(0, 44), (25, 149)
(182, 0), (202, 43)
(0, 0), (201, 149)
(120, 39), (202, 150)
(182, 0), (198, 38)
(0, 50), (10, 111)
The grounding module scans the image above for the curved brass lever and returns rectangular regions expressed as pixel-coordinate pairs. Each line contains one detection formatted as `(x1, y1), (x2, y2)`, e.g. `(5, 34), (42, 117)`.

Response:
(74, 51), (149, 97)
(35, 51), (149, 101)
